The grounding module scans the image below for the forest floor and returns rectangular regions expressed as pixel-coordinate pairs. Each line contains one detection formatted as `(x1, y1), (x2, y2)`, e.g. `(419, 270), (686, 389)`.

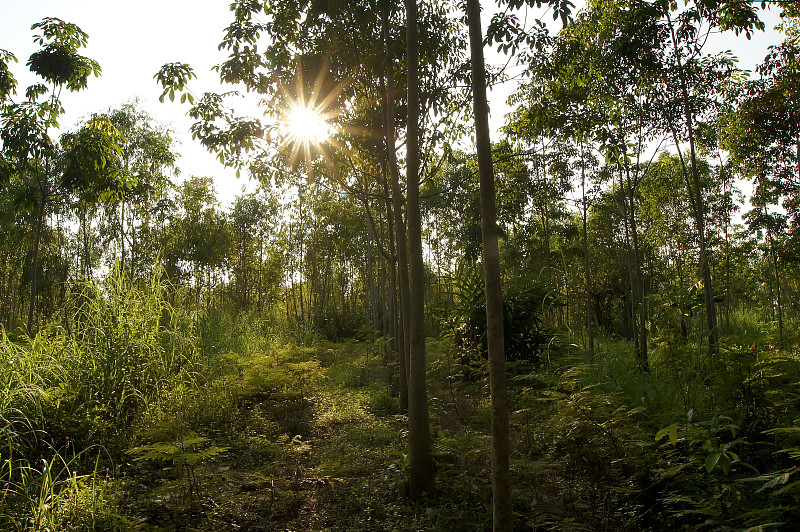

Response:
(122, 341), (472, 531)
(11, 325), (797, 530)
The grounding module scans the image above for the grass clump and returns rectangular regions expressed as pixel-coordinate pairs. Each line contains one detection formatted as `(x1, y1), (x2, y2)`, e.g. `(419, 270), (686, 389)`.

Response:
(0, 267), (206, 530)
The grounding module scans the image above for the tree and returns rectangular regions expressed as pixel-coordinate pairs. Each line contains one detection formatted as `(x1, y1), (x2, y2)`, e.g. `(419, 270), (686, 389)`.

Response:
(229, 188), (279, 311)
(171, 176), (232, 306)
(155, 0), (465, 496)
(381, 0), (411, 413)
(651, 0), (764, 354)
(505, 4), (651, 362)
(0, 18), (101, 333)
(465, 0), (511, 527)
(405, 0), (435, 497)
(60, 115), (129, 279)
(724, 27), (800, 338)
(104, 102), (178, 280)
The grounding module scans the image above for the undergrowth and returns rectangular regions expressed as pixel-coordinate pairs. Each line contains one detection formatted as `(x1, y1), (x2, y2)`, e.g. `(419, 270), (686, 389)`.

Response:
(2, 277), (799, 530)
(0, 268), (205, 530)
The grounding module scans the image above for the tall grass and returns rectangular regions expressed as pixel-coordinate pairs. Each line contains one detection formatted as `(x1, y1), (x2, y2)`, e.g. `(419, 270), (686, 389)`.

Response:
(0, 266), (206, 529)
(1, 330), (67, 489)
(61, 269), (202, 437)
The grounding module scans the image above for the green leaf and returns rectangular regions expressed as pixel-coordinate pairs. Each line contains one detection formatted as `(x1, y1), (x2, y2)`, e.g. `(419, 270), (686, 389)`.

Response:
(705, 453), (721, 473)
(719, 453), (731, 476)
(656, 424), (678, 444)
(757, 472), (791, 493)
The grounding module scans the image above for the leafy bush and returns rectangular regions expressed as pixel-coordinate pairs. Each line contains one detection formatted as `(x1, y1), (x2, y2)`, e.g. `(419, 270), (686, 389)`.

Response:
(451, 268), (555, 365)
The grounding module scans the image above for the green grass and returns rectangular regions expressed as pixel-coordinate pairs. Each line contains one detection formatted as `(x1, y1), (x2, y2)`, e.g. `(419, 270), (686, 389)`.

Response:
(0, 268), (208, 530)
(3, 278), (800, 530)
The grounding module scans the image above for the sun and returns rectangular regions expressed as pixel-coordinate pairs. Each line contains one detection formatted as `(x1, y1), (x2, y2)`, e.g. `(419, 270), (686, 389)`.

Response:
(277, 59), (349, 173)
(284, 103), (332, 146)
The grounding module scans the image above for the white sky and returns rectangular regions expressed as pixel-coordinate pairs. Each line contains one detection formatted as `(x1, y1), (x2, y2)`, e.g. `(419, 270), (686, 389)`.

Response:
(0, 1), (787, 207)
(1, 0), (247, 205)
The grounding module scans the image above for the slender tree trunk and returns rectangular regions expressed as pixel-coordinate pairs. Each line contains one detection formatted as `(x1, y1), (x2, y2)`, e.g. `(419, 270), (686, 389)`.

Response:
(129, 206), (138, 283)
(624, 165), (647, 371)
(120, 194), (126, 276)
(383, 2), (410, 413)
(764, 205), (784, 341)
(297, 188), (306, 329)
(668, 14), (718, 356)
(405, 0), (434, 497)
(378, 220), (390, 356)
(385, 183), (407, 408)
(290, 244), (300, 325)
(723, 175), (731, 336)
(258, 240), (264, 312)
(27, 195), (47, 334)
(675, 248), (690, 340)
(538, 206), (555, 325)
(580, 143), (595, 358)
(466, 0), (511, 528)
(82, 208), (93, 279)
(617, 168), (638, 349)
(367, 209), (379, 335)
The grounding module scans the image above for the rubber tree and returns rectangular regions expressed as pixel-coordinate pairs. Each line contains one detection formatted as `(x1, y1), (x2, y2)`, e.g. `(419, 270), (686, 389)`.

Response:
(405, 0), (435, 497)
(155, 1), (464, 491)
(60, 114), (129, 279)
(724, 31), (800, 341)
(0, 18), (101, 333)
(105, 102), (178, 280)
(655, 0), (766, 355)
(382, 1), (411, 412)
(465, 0), (511, 527)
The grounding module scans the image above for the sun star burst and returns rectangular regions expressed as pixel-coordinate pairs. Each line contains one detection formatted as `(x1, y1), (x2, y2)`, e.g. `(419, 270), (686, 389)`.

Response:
(285, 103), (332, 146)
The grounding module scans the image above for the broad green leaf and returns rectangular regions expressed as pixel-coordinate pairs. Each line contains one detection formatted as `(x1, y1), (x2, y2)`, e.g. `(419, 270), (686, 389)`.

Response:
(656, 424), (678, 444)
(705, 453), (721, 473)
(719, 453), (731, 476)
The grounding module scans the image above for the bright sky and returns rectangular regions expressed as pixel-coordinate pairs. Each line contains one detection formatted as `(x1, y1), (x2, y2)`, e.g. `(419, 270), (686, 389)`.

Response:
(1, 0), (249, 204)
(0, 1), (787, 207)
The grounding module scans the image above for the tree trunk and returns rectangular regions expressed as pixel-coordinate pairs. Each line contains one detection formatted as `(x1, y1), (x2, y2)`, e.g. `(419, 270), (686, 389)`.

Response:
(129, 203), (138, 282)
(624, 165), (647, 371)
(297, 187), (306, 329)
(366, 208), (379, 335)
(466, 0), (512, 528)
(27, 196), (47, 334)
(764, 205), (784, 341)
(668, 14), (718, 356)
(84, 208), (95, 279)
(724, 177), (731, 336)
(405, 0), (434, 497)
(383, 2), (410, 413)
(385, 182), (407, 409)
(580, 143), (595, 358)
(618, 168), (638, 349)
(120, 193), (126, 276)
(259, 239), (264, 312)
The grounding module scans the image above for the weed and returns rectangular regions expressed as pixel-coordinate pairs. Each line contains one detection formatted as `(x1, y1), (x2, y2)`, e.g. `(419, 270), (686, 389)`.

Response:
(127, 425), (228, 503)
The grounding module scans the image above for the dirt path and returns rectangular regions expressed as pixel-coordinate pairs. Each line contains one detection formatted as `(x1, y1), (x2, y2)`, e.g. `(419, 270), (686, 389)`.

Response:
(124, 344), (413, 531)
